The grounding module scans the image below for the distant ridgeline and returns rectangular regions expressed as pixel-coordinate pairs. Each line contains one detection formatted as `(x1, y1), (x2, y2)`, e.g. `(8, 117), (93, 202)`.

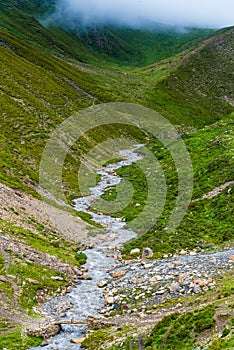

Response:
(0, 0), (214, 67)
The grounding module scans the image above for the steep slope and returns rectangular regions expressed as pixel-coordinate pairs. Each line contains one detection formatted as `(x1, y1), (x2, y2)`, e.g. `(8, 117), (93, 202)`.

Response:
(143, 26), (234, 125)
(0, 21), (233, 203)
(0, 3), (234, 348)
(0, 0), (214, 68)
(70, 25), (214, 67)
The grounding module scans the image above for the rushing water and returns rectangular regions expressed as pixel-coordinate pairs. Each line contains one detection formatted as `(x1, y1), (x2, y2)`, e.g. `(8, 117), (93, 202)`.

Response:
(31, 145), (144, 349)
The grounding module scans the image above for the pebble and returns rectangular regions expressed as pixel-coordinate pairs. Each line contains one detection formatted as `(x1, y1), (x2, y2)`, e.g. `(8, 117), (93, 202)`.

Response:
(97, 280), (108, 288)
(130, 248), (140, 255)
(111, 270), (126, 278)
(70, 338), (86, 344)
(51, 276), (63, 281)
(105, 296), (114, 305)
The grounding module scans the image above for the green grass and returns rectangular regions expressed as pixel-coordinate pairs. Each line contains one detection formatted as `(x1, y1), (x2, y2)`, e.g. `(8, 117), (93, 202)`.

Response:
(7, 258), (66, 312)
(0, 1), (215, 69)
(0, 329), (43, 350)
(0, 21), (233, 201)
(0, 219), (83, 265)
(91, 115), (233, 257)
(0, 5), (234, 348)
(115, 307), (216, 350)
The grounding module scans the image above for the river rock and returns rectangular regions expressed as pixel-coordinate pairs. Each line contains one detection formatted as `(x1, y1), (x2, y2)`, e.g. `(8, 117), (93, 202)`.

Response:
(97, 280), (108, 288)
(112, 270), (126, 278)
(80, 273), (91, 280)
(130, 248), (140, 255)
(105, 296), (114, 305)
(193, 285), (201, 293)
(144, 263), (154, 269)
(41, 339), (50, 347)
(27, 323), (61, 339)
(189, 251), (197, 256)
(142, 248), (153, 259)
(70, 338), (86, 344)
(150, 275), (163, 283)
(169, 282), (181, 293)
(179, 250), (187, 256)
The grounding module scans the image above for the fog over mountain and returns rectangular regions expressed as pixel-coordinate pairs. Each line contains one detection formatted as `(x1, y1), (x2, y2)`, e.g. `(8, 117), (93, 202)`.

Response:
(50, 0), (234, 29)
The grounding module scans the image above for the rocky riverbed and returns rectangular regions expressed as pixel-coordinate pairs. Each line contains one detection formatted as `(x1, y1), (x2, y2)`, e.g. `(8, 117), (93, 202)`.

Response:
(29, 145), (234, 349)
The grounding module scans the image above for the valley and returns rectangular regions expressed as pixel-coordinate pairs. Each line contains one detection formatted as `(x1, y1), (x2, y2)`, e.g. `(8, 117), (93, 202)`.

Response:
(0, 0), (234, 349)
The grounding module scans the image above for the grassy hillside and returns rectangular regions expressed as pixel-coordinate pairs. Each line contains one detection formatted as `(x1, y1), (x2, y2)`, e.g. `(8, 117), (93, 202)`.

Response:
(119, 114), (234, 257)
(0, 1), (234, 348)
(71, 25), (214, 67)
(0, 0), (214, 68)
(150, 26), (234, 125)
(0, 18), (233, 203)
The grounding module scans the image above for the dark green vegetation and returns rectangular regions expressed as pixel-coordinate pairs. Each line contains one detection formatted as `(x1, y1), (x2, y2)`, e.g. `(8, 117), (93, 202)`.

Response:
(0, 0), (234, 348)
(0, 0), (214, 68)
(97, 115), (234, 257)
(0, 22), (233, 201)
(111, 306), (216, 349)
(142, 306), (216, 349)
(70, 26), (214, 67)
(0, 330), (42, 350)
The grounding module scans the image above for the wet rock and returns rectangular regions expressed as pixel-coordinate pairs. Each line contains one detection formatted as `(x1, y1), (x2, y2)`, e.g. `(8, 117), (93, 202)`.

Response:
(149, 275), (163, 283)
(189, 251), (197, 256)
(97, 280), (108, 288)
(193, 285), (201, 293)
(130, 248), (140, 255)
(113, 303), (121, 310)
(105, 296), (114, 305)
(142, 247), (153, 259)
(108, 245), (119, 251)
(131, 277), (144, 284)
(144, 263), (154, 269)
(81, 268), (88, 273)
(70, 338), (86, 344)
(125, 260), (133, 265)
(111, 270), (126, 278)
(169, 282), (181, 293)
(179, 250), (187, 256)
(80, 273), (92, 280)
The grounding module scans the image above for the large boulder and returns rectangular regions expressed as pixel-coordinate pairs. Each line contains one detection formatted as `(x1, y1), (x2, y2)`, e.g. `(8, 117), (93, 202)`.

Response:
(142, 247), (153, 259)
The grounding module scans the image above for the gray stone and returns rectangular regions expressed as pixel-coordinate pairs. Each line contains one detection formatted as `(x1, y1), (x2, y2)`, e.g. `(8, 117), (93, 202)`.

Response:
(142, 247), (153, 259)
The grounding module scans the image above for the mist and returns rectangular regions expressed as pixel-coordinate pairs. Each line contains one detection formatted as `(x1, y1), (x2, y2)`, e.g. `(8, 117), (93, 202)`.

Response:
(49, 0), (234, 29)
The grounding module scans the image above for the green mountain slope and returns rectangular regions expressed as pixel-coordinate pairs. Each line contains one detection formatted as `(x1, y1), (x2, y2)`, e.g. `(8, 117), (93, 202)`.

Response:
(0, 0), (214, 68)
(0, 1), (234, 348)
(150, 26), (234, 125)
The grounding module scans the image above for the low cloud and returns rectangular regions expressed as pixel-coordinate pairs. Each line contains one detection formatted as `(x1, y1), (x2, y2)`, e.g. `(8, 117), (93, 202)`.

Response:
(50, 0), (234, 29)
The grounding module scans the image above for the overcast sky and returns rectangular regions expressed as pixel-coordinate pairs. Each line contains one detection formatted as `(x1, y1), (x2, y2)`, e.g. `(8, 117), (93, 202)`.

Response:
(52, 0), (234, 28)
